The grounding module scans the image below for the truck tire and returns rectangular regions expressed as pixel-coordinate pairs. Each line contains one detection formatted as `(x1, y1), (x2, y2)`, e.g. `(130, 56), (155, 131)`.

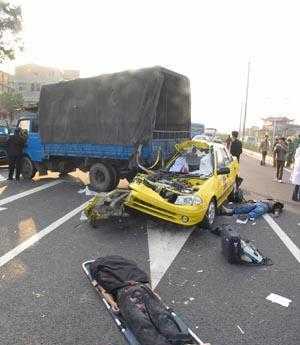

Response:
(89, 162), (116, 192)
(109, 165), (120, 190)
(21, 156), (37, 180)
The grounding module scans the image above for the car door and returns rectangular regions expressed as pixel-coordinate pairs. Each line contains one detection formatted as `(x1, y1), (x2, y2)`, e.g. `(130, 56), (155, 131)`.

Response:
(216, 147), (234, 201)
(214, 148), (229, 203)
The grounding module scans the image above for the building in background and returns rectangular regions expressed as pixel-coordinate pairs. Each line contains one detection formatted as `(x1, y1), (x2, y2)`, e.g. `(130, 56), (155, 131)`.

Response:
(14, 64), (80, 106)
(0, 70), (14, 93)
(262, 116), (300, 138)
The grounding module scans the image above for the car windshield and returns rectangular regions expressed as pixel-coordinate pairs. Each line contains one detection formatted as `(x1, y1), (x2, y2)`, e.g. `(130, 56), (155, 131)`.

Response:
(168, 147), (213, 177)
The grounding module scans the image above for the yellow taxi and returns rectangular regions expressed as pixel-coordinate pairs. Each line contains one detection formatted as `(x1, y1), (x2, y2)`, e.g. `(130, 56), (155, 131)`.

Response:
(125, 140), (240, 227)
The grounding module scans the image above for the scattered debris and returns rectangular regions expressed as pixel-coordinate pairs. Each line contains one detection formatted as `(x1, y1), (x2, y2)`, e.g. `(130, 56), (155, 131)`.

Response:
(180, 280), (188, 287)
(84, 189), (130, 226)
(80, 211), (88, 221)
(78, 186), (98, 196)
(237, 325), (245, 334)
(189, 297), (195, 301)
(197, 270), (203, 273)
(266, 293), (292, 307)
(211, 227), (222, 236)
(236, 217), (248, 224)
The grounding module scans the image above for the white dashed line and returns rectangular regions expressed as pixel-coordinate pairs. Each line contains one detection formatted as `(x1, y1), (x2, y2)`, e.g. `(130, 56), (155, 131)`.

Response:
(0, 200), (90, 268)
(0, 180), (62, 207)
(264, 214), (300, 263)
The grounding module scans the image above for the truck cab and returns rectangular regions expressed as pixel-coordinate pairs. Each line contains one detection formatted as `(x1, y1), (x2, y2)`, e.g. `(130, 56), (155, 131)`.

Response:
(0, 121), (10, 163)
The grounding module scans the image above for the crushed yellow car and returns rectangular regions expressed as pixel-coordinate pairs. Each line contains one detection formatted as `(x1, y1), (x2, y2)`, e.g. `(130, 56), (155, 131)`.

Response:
(85, 140), (240, 228)
(124, 140), (240, 227)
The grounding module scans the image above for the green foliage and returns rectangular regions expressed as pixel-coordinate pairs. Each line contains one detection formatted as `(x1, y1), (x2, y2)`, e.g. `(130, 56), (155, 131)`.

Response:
(0, 91), (23, 113)
(0, 1), (22, 62)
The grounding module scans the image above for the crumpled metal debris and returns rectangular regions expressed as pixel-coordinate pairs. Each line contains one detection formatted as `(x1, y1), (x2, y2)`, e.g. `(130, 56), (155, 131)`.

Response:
(84, 189), (130, 224)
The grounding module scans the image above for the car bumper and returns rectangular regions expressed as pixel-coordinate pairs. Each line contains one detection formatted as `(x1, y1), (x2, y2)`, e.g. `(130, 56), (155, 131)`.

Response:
(125, 187), (207, 226)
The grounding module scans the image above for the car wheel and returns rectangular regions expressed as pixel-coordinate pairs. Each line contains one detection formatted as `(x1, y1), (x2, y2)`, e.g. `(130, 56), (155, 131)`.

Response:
(201, 199), (216, 229)
(21, 156), (37, 180)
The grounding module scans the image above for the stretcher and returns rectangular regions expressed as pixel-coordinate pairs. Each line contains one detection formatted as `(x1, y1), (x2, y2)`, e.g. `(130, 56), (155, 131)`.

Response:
(82, 260), (208, 345)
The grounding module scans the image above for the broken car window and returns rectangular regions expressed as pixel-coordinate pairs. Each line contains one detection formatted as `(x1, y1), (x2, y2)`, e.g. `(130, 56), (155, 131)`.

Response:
(169, 147), (213, 177)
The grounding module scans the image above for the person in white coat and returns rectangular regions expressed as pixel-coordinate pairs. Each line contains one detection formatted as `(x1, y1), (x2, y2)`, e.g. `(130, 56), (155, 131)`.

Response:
(291, 146), (300, 201)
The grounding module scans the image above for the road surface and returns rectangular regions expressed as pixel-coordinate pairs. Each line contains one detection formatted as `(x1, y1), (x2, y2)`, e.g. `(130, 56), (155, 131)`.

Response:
(0, 154), (299, 345)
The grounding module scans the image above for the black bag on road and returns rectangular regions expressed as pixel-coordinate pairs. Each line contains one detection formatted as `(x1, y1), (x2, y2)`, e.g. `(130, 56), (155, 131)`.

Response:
(221, 226), (242, 264)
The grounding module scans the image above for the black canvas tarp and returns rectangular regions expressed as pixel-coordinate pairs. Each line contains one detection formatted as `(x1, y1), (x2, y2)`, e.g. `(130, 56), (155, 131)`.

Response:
(39, 67), (190, 145)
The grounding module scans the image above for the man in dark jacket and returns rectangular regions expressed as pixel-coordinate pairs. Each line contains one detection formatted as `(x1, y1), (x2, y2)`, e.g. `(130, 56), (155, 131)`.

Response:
(274, 137), (287, 183)
(6, 128), (26, 181)
(230, 131), (242, 162)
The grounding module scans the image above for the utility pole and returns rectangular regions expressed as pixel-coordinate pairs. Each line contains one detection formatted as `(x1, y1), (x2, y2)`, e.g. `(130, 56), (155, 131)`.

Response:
(239, 102), (243, 133)
(242, 60), (251, 142)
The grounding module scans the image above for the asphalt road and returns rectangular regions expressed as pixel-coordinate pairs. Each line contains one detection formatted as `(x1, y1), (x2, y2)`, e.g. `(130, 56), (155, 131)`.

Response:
(0, 155), (299, 345)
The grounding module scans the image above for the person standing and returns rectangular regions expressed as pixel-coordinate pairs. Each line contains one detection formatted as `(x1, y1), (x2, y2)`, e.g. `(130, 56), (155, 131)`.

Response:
(272, 137), (279, 167)
(291, 146), (300, 201)
(230, 131), (242, 162)
(273, 137), (287, 183)
(225, 135), (231, 150)
(6, 128), (26, 181)
(293, 134), (300, 150)
(259, 134), (270, 165)
(286, 138), (295, 168)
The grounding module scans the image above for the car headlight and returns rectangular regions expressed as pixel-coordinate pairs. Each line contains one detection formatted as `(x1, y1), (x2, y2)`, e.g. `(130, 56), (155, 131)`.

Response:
(175, 195), (203, 205)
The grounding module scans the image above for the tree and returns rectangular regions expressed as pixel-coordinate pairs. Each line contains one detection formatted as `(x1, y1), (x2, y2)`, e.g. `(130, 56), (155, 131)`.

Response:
(0, 1), (22, 63)
(0, 91), (23, 122)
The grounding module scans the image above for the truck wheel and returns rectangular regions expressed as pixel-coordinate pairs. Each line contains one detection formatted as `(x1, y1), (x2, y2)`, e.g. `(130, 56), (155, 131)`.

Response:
(21, 156), (37, 180)
(89, 163), (116, 192)
(109, 165), (120, 190)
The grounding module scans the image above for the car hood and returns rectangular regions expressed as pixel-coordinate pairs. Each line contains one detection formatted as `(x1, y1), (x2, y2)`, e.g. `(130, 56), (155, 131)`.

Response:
(130, 171), (204, 204)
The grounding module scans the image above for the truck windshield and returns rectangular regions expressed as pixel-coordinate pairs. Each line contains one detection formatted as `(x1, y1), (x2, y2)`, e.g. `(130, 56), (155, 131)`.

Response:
(0, 127), (8, 135)
(168, 147), (213, 177)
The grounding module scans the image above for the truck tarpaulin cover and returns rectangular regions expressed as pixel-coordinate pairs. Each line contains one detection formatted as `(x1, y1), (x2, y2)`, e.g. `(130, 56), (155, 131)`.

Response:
(39, 67), (190, 145)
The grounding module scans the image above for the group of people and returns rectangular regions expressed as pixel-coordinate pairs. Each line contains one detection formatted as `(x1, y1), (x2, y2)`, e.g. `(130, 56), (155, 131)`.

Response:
(259, 134), (300, 201)
(225, 131), (300, 202)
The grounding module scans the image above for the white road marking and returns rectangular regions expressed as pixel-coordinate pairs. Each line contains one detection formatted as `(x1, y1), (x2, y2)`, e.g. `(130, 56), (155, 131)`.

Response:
(264, 214), (300, 263)
(0, 180), (62, 207)
(237, 325), (245, 334)
(0, 207), (7, 212)
(266, 293), (292, 307)
(0, 200), (90, 268)
(147, 221), (194, 289)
